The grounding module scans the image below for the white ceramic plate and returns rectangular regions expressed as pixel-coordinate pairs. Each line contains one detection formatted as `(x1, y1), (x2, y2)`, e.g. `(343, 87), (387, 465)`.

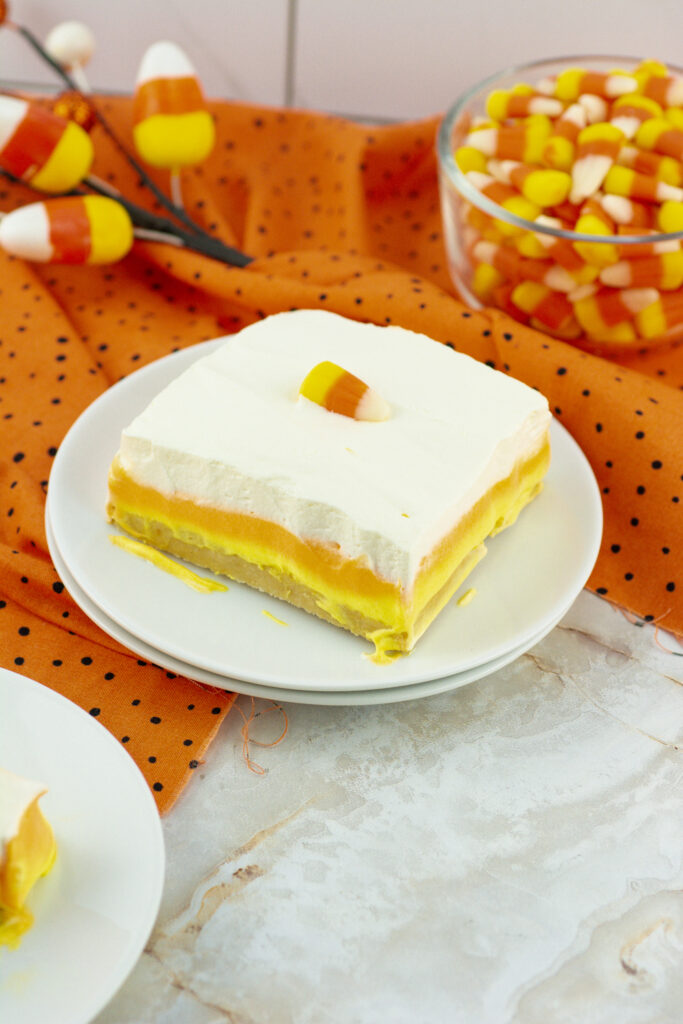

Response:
(46, 513), (569, 705)
(46, 340), (602, 692)
(0, 669), (164, 1024)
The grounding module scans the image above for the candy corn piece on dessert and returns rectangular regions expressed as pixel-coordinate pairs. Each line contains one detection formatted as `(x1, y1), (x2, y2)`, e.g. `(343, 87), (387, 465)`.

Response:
(107, 311), (551, 662)
(452, 59), (683, 350)
(0, 768), (57, 949)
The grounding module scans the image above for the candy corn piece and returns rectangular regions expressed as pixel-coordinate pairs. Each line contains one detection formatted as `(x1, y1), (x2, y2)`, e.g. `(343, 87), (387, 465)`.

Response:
(658, 200), (683, 232)
(465, 172), (540, 234)
(603, 165), (683, 204)
(299, 361), (391, 421)
(133, 41), (215, 169)
(616, 145), (682, 186)
(573, 199), (619, 267)
(599, 193), (655, 228)
(0, 196), (133, 264)
(487, 160), (571, 206)
(541, 103), (586, 170)
(577, 94), (609, 125)
(454, 145), (488, 174)
(572, 286), (658, 334)
(470, 261), (506, 301)
(635, 118), (683, 161)
(609, 94), (662, 139)
(510, 281), (574, 330)
(0, 95), (93, 192)
(465, 117), (551, 163)
(553, 68), (638, 100)
(600, 249), (683, 290)
(472, 240), (576, 291)
(616, 236), (681, 260)
(486, 86), (563, 120)
(638, 73), (683, 108)
(635, 289), (683, 337)
(569, 123), (624, 203)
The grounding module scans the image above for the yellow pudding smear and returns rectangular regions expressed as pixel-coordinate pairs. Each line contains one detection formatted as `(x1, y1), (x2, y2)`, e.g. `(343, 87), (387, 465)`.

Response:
(110, 534), (228, 594)
(457, 588), (477, 607)
(0, 799), (57, 949)
(262, 610), (289, 626)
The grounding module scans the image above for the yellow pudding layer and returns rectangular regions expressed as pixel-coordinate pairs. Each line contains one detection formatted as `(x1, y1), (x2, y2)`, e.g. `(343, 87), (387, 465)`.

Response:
(0, 793), (57, 949)
(107, 435), (550, 659)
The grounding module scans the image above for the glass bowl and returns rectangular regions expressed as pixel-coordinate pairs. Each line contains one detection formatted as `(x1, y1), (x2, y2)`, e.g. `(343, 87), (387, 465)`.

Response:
(436, 55), (683, 353)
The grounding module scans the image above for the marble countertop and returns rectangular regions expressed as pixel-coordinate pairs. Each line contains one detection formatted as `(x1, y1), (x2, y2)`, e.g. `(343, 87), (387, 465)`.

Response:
(95, 590), (683, 1024)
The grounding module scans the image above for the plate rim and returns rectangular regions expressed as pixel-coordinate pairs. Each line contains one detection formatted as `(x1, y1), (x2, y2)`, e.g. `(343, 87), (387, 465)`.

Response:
(46, 338), (603, 691)
(0, 667), (165, 1024)
(45, 513), (571, 706)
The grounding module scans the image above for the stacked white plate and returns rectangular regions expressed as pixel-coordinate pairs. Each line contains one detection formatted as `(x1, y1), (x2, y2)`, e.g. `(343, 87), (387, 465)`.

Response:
(45, 341), (603, 706)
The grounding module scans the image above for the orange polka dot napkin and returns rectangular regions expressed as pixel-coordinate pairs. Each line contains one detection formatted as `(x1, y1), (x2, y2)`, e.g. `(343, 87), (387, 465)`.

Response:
(1, 96), (681, 812)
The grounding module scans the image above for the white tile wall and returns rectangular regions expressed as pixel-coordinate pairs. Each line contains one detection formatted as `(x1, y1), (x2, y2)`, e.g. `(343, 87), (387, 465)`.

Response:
(0, 0), (682, 120)
(0, 0), (291, 104)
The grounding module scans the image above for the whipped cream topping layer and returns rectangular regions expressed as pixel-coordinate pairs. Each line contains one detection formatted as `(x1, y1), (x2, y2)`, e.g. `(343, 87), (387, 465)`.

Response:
(117, 311), (550, 585)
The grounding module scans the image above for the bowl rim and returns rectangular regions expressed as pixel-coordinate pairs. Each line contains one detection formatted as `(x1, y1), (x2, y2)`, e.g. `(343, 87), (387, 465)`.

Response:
(436, 53), (683, 245)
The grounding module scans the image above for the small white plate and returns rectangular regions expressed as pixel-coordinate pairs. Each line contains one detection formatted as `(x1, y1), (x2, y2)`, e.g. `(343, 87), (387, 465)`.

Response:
(47, 340), (602, 692)
(46, 512), (569, 705)
(0, 669), (164, 1024)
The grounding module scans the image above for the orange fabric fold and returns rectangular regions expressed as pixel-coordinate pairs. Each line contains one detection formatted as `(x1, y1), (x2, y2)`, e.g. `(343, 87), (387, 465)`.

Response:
(1, 96), (681, 812)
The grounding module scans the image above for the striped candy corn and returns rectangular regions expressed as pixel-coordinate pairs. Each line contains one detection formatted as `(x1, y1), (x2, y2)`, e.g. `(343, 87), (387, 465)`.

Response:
(553, 68), (638, 100)
(603, 165), (683, 204)
(635, 289), (683, 337)
(0, 196), (133, 264)
(465, 117), (551, 163)
(598, 193), (656, 228)
(541, 103), (586, 170)
(510, 280), (574, 330)
(616, 145), (682, 186)
(635, 118), (683, 161)
(472, 240), (576, 291)
(609, 94), (662, 138)
(487, 160), (571, 206)
(0, 95), (93, 192)
(486, 86), (563, 120)
(465, 171), (541, 233)
(658, 200), (683, 232)
(572, 286), (658, 334)
(133, 41), (215, 169)
(638, 73), (683, 108)
(299, 361), (391, 421)
(600, 249), (683, 290)
(573, 198), (619, 267)
(570, 123), (624, 203)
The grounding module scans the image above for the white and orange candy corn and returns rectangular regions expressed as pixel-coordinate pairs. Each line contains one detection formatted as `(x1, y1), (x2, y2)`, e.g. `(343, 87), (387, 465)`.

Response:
(0, 94), (93, 192)
(485, 85), (563, 120)
(299, 361), (391, 421)
(635, 118), (683, 161)
(553, 68), (638, 101)
(0, 196), (133, 264)
(569, 123), (624, 203)
(133, 41), (215, 169)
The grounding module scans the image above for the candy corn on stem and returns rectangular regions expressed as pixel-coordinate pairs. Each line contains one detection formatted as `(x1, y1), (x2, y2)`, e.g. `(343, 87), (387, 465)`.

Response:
(0, 166), (253, 267)
(12, 21), (242, 254)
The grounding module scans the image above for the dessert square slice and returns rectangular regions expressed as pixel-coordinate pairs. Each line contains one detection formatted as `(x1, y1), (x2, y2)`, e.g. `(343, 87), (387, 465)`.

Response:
(107, 310), (551, 662)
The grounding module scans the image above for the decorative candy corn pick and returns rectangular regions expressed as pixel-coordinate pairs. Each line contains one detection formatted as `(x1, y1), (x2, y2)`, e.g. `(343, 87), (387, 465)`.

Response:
(0, 94), (93, 191)
(133, 41), (215, 208)
(51, 91), (97, 133)
(44, 21), (95, 93)
(299, 361), (391, 421)
(0, 196), (133, 264)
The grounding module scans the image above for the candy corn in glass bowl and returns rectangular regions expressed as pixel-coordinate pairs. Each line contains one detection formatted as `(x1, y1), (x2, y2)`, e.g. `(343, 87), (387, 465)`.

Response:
(436, 56), (683, 352)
